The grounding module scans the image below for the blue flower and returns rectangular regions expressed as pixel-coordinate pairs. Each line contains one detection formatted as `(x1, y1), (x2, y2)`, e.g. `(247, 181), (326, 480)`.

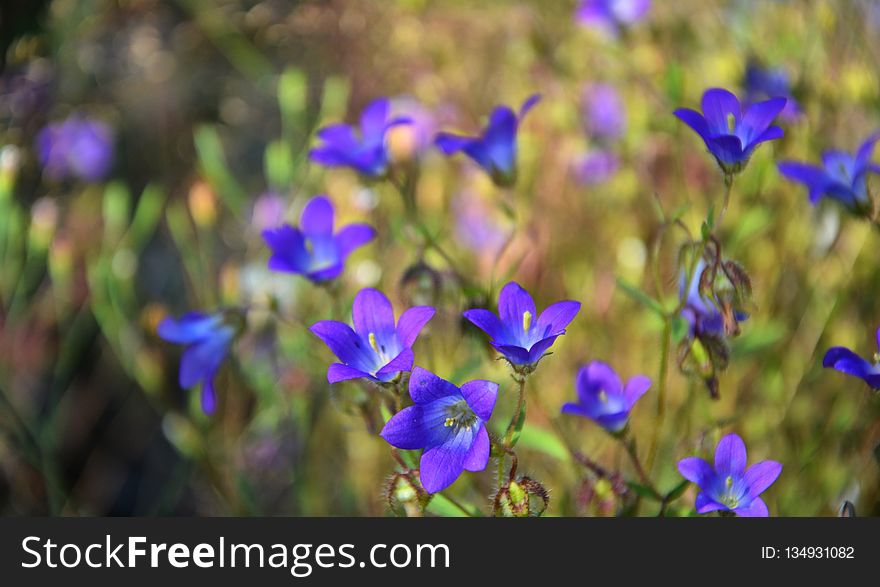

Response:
(310, 288), (435, 384)
(823, 326), (880, 389)
(36, 115), (113, 182)
(743, 62), (801, 121)
(435, 95), (540, 187)
(309, 97), (411, 177)
(157, 312), (236, 414)
(674, 88), (786, 175)
(463, 281), (581, 373)
(680, 259), (736, 339)
(380, 367), (498, 493)
(575, 0), (651, 34)
(561, 361), (651, 433)
(678, 433), (782, 517)
(262, 195), (375, 283)
(581, 83), (626, 141)
(777, 132), (880, 215)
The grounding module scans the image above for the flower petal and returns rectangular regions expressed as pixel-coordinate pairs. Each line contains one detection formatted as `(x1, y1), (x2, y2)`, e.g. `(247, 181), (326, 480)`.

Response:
(734, 497), (769, 517)
(352, 288), (397, 338)
(375, 348), (414, 381)
(677, 457), (714, 486)
(179, 335), (230, 389)
(463, 309), (506, 341)
(740, 97), (786, 146)
(823, 346), (880, 387)
(380, 405), (427, 450)
(435, 133), (475, 155)
(673, 108), (711, 141)
(419, 437), (469, 493)
(459, 380), (498, 421)
(695, 492), (727, 514)
(707, 135), (745, 166)
(527, 335), (559, 364)
(498, 281), (536, 337)
(483, 106), (518, 175)
(744, 460), (782, 497)
(462, 425), (490, 472)
(309, 320), (374, 372)
(327, 363), (372, 384)
(714, 433), (748, 477)
(360, 98), (390, 140)
(491, 343), (532, 365)
(334, 223), (376, 258)
(575, 361), (623, 403)
(299, 195), (334, 236)
(157, 312), (220, 344)
(408, 366), (459, 404)
(536, 300), (581, 336)
(519, 94), (541, 119)
(396, 306), (436, 347)
(623, 375), (652, 408)
(262, 225), (311, 274)
(778, 161), (831, 204)
(701, 88), (741, 135)
(201, 377), (217, 414)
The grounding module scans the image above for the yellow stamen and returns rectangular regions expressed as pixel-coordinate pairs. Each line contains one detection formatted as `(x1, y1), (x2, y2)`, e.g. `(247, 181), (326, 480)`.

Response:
(727, 112), (736, 133)
(598, 390), (608, 403)
(368, 332), (380, 354)
(444, 417), (456, 427)
(726, 476), (734, 490)
(522, 310), (532, 333)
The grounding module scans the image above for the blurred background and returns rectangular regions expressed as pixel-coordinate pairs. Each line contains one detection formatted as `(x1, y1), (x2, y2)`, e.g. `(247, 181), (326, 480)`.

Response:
(1, 0), (879, 516)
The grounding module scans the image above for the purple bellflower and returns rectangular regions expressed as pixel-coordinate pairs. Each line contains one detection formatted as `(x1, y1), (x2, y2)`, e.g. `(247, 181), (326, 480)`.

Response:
(561, 361), (651, 433)
(310, 288), (435, 384)
(678, 433), (782, 517)
(262, 195), (375, 283)
(575, 0), (651, 34)
(572, 149), (620, 185)
(582, 83), (626, 141)
(36, 115), (113, 182)
(309, 97), (411, 178)
(158, 311), (237, 414)
(777, 132), (880, 216)
(380, 367), (498, 493)
(435, 95), (540, 188)
(674, 88), (786, 176)
(463, 281), (581, 374)
(744, 62), (801, 121)
(823, 326), (880, 389)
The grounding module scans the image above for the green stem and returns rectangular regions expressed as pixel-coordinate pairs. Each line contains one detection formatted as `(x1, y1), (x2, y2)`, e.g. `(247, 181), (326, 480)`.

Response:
(621, 436), (663, 502)
(646, 319), (671, 471)
(503, 376), (527, 445)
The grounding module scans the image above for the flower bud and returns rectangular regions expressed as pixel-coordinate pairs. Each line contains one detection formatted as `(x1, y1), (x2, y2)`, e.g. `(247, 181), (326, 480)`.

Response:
(383, 471), (428, 517)
(492, 476), (549, 517)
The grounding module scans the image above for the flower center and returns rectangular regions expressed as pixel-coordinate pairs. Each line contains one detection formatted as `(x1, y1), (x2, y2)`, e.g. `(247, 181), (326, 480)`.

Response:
(598, 390), (608, 403)
(368, 332), (390, 365)
(727, 113), (736, 133)
(522, 310), (532, 333)
(721, 475), (739, 509)
(443, 400), (478, 432)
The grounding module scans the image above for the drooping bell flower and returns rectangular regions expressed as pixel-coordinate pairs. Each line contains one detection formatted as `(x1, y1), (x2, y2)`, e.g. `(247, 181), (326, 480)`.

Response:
(561, 361), (651, 433)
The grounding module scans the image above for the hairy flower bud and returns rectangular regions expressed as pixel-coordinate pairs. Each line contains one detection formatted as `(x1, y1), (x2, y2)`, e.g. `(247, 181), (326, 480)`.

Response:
(492, 476), (549, 517)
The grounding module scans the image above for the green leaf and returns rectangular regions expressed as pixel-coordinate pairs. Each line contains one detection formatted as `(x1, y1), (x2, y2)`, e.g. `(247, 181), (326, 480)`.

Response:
(508, 400), (527, 448)
(664, 479), (690, 502)
(616, 278), (666, 317)
(516, 424), (570, 461)
(193, 126), (246, 213)
(264, 140), (295, 189)
(671, 316), (690, 344)
(627, 482), (662, 502)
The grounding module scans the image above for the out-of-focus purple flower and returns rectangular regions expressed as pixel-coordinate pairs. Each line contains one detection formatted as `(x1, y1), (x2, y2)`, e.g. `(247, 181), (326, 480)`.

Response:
(387, 97), (440, 159)
(262, 195), (375, 283)
(310, 288), (435, 384)
(452, 193), (508, 257)
(463, 281), (580, 373)
(309, 97), (411, 178)
(575, 0), (651, 33)
(561, 361), (651, 433)
(744, 62), (801, 121)
(678, 433), (782, 517)
(158, 311), (236, 414)
(381, 367), (498, 493)
(36, 115), (113, 182)
(823, 326), (880, 389)
(582, 84), (626, 140)
(777, 132), (880, 216)
(251, 191), (287, 232)
(572, 149), (620, 185)
(435, 95), (540, 188)
(674, 88), (786, 175)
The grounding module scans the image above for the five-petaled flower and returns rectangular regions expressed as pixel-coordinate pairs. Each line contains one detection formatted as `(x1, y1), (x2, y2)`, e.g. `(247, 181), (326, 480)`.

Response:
(36, 115), (114, 182)
(463, 281), (581, 374)
(561, 361), (651, 433)
(743, 62), (801, 121)
(823, 326), (880, 389)
(575, 0), (651, 34)
(435, 95), (540, 188)
(262, 195), (375, 283)
(674, 88), (786, 176)
(380, 367), (498, 493)
(777, 131), (880, 216)
(677, 433), (782, 517)
(157, 311), (237, 414)
(309, 97), (411, 178)
(310, 288), (435, 384)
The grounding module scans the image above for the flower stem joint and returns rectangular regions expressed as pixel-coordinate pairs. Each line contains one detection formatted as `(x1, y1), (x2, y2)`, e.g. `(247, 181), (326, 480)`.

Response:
(492, 477), (549, 517)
